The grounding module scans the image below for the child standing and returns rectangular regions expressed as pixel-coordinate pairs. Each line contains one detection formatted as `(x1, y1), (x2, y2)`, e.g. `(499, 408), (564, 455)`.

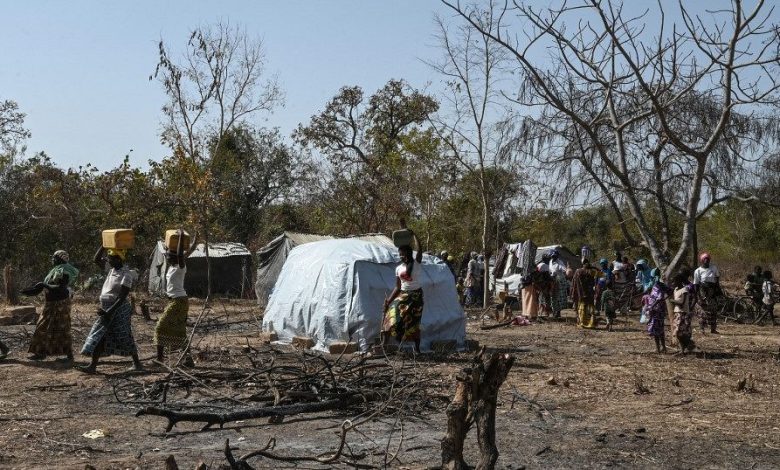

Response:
(671, 272), (695, 354)
(762, 270), (777, 326)
(645, 271), (670, 353)
(599, 279), (617, 331)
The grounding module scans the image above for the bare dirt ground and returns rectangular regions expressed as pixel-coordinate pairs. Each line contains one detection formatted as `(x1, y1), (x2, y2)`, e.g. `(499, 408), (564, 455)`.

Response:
(2, 298), (780, 469)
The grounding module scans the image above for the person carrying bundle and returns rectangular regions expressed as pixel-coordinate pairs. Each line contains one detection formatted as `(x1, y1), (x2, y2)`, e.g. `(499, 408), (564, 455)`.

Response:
(383, 227), (425, 353)
(79, 244), (143, 373)
(24, 250), (79, 362)
(155, 229), (197, 364)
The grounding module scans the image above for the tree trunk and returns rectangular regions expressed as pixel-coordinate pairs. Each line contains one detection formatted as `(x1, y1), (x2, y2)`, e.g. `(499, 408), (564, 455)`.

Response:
(440, 350), (515, 470)
(440, 378), (469, 470)
(3, 265), (19, 306)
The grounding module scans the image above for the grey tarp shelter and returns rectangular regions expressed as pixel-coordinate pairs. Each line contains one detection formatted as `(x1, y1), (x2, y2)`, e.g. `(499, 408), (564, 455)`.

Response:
(262, 239), (465, 352)
(148, 242), (253, 298)
(254, 232), (393, 307)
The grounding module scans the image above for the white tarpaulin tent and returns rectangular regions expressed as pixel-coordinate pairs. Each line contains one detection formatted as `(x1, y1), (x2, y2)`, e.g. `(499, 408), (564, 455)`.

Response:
(261, 239), (465, 352)
(254, 232), (394, 307)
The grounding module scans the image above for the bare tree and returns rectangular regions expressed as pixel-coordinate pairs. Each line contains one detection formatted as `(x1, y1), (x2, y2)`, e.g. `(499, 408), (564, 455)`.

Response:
(429, 11), (523, 302)
(152, 22), (283, 295)
(444, 0), (780, 275)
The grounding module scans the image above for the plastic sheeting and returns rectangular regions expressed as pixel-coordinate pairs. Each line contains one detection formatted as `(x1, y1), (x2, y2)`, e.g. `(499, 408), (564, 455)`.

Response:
(261, 239), (465, 352)
(254, 232), (394, 307)
(148, 241), (253, 298)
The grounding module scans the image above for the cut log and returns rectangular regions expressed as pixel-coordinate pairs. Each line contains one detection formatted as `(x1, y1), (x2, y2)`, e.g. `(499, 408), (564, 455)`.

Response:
(291, 336), (315, 350)
(137, 393), (371, 432)
(328, 341), (357, 354)
(3, 265), (19, 306)
(0, 305), (37, 325)
(259, 332), (279, 344)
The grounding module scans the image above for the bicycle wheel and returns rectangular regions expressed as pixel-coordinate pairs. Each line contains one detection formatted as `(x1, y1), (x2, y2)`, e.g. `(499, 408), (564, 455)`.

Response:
(732, 297), (756, 324)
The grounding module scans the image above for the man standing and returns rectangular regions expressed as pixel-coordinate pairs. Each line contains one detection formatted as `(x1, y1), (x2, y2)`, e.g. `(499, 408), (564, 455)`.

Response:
(694, 252), (721, 334)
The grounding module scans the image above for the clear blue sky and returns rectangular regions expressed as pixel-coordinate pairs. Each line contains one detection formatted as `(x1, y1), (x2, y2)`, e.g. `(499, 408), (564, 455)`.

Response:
(0, 1), (453, 169)
(1, 1), (752, 170)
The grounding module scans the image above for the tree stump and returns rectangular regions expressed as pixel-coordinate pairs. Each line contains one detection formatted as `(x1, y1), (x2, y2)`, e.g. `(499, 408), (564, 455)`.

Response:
(441, 348), (514, 470)
(3, 265), (19, 306)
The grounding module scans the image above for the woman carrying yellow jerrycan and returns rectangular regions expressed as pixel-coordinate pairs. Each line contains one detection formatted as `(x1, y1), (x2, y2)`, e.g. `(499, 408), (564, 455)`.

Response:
(155, 229), (197, 365)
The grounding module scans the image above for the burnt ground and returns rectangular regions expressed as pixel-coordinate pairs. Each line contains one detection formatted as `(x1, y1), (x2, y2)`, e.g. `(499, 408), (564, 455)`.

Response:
(1, 298), (780, 469)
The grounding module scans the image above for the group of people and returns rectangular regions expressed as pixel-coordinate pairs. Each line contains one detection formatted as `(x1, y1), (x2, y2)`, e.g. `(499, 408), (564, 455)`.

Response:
(0, 230), (198, 371)
(568, 250), (779, 354)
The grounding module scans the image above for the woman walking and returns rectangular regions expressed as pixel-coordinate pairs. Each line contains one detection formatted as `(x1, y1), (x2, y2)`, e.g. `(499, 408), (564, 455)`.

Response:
(78, 246), (142, 373)
(155, 230), (197, 364)
(382, 234), (425, 353)
(26, 250), (79, 361)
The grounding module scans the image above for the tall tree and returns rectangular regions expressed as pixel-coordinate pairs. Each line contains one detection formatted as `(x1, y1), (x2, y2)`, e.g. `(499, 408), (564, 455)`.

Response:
(445, 0), (780, 275)
(295, 80), (439, 235)
(429, 12), (523, 303)
(153, 22), (283, 294)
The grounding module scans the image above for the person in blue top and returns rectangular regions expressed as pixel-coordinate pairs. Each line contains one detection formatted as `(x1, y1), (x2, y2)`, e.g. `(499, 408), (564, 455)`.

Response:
(635, 259), (655, 293)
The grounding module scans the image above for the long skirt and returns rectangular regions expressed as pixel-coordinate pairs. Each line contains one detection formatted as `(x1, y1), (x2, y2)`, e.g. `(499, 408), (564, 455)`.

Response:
(550, 279), (569, 315)
(613, 281), (633, 313)
(647, 313), (666, 339)
(672, 311), (692, 341)
(81, 301), (137, 357)
(383, 289), (424, 343)
(28, 299), (72, 356)
(155, 297), (189, 350)
(522, 286), (538, 319)
(577, 302), (597, 329)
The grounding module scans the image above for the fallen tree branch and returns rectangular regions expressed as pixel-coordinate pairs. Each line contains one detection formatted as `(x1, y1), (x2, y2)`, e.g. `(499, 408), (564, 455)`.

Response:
(137, 393), (371, 432)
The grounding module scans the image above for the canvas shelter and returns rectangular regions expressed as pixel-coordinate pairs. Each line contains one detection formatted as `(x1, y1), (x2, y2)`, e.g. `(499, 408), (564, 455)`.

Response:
(148, 242), (253, 298)
(261, 238), (465, 353)
(254, 231), (393, 307)
(492, 242), (580, 295)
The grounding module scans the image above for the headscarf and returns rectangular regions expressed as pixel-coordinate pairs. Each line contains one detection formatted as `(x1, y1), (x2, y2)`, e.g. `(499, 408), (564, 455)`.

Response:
(699, 252), (711, 263)
(107, 248), (127, 261)
(53, 250), (69, 263)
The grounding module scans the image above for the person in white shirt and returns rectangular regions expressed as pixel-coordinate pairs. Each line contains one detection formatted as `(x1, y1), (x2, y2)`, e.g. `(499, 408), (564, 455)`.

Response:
(155, 230), (197, 363)
(382, 234), (425, 353)
(693, 252), (721, 334)
(548, 250), (569, 318)
(79, 246), (142, 373)
(762, 270), (777, 325)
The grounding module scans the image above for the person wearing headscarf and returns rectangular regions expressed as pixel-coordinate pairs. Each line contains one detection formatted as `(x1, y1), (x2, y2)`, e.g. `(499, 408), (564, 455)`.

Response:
(645, 268), (671, 353)
(571, 259), (598, 329)
(78, 245), (142, 373)
(155, 230), (198, 364)
(635, 259), (655, 293)
(382, 232), (425, 353)
(693, 252), (721, 334)
(548, 249), (569, 319)
(24, 250), (79, 361)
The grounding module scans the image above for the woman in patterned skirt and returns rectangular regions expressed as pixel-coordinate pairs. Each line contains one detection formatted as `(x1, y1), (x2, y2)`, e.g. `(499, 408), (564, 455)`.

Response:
(78, 246), (142, 373)
(155, 230), (197, 364)
(382, 233), (425, 353)
(26, 250), (79, 361)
